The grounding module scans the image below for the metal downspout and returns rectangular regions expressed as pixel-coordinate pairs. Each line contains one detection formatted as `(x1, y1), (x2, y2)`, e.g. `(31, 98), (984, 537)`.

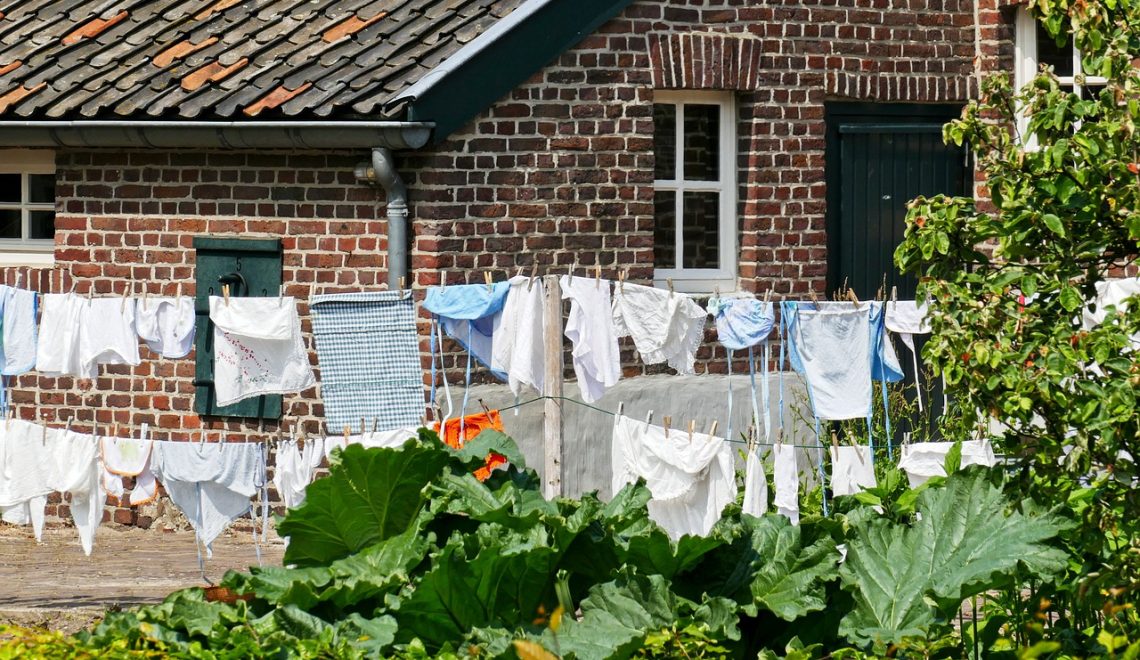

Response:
(356, 147), (409, 289)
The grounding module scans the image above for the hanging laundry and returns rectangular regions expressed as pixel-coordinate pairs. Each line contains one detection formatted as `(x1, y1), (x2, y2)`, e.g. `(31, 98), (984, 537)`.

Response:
(829, 445), (876, 497)
(151, 441), (265, 558)
(323, 427), (420, 461)
(136, 296), (196, 359)
(35, 293), (93, 378)
(897, 440), (997, 488)
(490, 276), (546, 397)
(707, 297), (775, 351)
(0, 420), (104, 555)
(741, 446), (768, 517)
(209, 297), (315, 407)
(424, 282), (510, 379)
(0, 285), (37, 375)
(772, 443), (799, 525)
(79, 297), (141, 375)
(102, 430), (158, 506)
(886, 300), (932, 411)
(1082, 278), (1140, 350)
(611, 414), (736, 539)
(560, 275), (620, 403)
(311, 292), (423, 433)
(272, 438), (324, 509)
(612, 282), (706, 375)
(786, 303), (868, 420)
(435, 411), (507, 481)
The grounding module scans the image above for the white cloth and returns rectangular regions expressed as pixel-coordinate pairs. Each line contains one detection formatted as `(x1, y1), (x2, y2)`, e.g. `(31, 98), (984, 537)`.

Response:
(886, 300), (932, 411)
(273, 438), (324, 509)
(209, 297), (316, 407)
(794, 306), (872, 421)
(101, 432), (158, 506)
(561, 275), (621, 403)
(136, 296), (196, 359)
(1082, 278), (1140, 349)
(152, 441), (264, 557)
(0, 286), (37, 375)
(741, 447), (768, 517)
(611, 282), (706, 375)
(490, 276), (545, 397)
(772, 443), (799, 525)
(323, 427), (419, 461)
(829, 445), (876, 497)
(79, 298), (141, 375)
(611, 414), (736, 539)
(0, 421), (103, 555)
(897, 440), (997, 488)
(35, 293), (93, 378)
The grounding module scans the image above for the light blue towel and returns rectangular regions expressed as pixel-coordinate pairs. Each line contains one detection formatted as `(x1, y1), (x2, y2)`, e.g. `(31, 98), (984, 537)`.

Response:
(424, 283), (510, 380)
(707, 297), (775, 351)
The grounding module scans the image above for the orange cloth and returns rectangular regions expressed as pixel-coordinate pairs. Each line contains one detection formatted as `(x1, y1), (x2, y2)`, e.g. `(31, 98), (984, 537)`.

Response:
(435, 411), (508, 480)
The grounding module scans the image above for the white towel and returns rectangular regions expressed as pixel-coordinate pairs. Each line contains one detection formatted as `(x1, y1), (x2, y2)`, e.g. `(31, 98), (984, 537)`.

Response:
(611, 414), (736, 539)
(272, 438), (324, 509)
(79, 298), (141, 375)
(741, 447), (768, 517)
(772, 443), (799, 525)
(829, 445), (876, 497)
(323, 427), (419, 461)
(897, 440), (996, 488)
(136, 296), (196, 359)
(793, 306), (872, 421)
(209, 297), (316, 407)
(612, 282), (706, 375)
(35, 293), (93, 378)
(561, 275), (621, 403)
(0, 286), (37, 375)
(490, 276), (545, 397)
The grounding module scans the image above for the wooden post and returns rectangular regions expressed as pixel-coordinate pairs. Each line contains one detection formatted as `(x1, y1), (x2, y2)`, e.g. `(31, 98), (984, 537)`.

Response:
(542, 274), (564, 499)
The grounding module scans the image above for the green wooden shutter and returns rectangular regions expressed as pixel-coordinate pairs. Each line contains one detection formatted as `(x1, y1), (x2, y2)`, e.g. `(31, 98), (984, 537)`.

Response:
(193, 237), (284, 419)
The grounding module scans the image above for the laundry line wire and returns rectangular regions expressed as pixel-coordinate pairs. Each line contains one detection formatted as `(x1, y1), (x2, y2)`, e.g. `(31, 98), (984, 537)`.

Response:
(491, 393), (831, 450)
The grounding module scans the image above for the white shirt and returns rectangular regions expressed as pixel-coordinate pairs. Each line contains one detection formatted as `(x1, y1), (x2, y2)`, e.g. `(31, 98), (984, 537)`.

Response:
(612, 282), (706, 375)
(79, 297), (141, 375)
(561, 275), (621, 403)
(490, 276), (545, 397)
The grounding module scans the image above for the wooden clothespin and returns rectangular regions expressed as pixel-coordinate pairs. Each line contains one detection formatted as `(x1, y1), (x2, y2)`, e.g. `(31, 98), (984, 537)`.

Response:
(890, 286), (898, 306)
(764, 289), (772, 304)
(846, 289), (861, 309)
(69, 279), (78, 295)
(666, 278), (674, 298)
(372, 418), (378, 433)
(483, 271), (493, 291)
(5, 407), (12, 431)
(343, 425), (351, 442)
(527, 263), (538, 291)
(278, 284), (286, 307)
(516, 265), (525, 279)
(222, 284), (231, 306)
(617, 401), (625, 417)
(808, 290), (820, 306)
(687, 419), (695, 443)
(398, 276), (406, 296)
(440, 270), (447, 289)
(663, 415), (672, 435)
(141, 284), (149, 310)
(618, 268), (626, 293)
(595, 263), (602, 290)
(644, 409), (653, 425)
(120, 284), (130, 313)
(65, 415), (73, 432)
(176, 281), (183, 303)
(831, 430), (840, 453)
(478, 398), (492, 416)
(708, 420), (718, 437)
(360, 417), (366, 435)
(88, 284), (94, 301)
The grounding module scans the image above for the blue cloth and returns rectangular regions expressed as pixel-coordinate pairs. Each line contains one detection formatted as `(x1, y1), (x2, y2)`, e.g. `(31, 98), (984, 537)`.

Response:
(868, 302), (904, 383)
(707, 297), (775, 351)
(311, 291), (424, 433)
(423, 283), (510, 380)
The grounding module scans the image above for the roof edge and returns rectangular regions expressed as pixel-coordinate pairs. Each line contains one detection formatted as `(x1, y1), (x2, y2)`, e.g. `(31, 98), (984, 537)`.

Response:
(388, 0), (635, 141)
(0, 121), (435, 150)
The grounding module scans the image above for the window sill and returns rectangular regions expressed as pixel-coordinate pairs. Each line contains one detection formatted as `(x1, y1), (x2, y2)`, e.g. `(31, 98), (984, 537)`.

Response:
(0, 249), (54, 267)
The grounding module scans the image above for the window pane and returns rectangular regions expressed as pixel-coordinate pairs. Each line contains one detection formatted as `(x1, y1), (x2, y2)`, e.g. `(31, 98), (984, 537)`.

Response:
(29, 210), (53, 239)
(654, 190), (677, 269)
(1035, 23), (1073, 78)
(653, 104), (677, 180)
(0, 174), (19, 203)
(29, 174), (54, 204)
(682, 191), (720, 269)
(683, 104), (720, 181)
(1081, 85), (1106, 101)
(0, 209), (19, 238)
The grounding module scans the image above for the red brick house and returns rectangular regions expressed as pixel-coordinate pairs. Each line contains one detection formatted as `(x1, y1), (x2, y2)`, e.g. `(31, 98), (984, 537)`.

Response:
(0, 0), (1054, 524)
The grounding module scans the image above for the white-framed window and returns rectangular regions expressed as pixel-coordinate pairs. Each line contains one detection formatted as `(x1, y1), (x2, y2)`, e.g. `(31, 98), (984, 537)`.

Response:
(652, 90), (736, 294)
(1014, 9), (1107, 145)
(0, 150), (55, 266)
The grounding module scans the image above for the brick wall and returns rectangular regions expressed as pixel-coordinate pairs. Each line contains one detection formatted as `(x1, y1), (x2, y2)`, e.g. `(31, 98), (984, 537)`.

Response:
(1, 0), (1018, 528)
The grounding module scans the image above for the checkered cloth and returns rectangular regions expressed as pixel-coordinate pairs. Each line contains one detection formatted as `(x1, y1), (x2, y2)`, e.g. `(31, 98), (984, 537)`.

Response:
(310, 291), (423, 433)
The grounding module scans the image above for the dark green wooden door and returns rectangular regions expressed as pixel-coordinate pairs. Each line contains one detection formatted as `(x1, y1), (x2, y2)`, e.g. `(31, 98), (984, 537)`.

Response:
(825, 105), (969, 299)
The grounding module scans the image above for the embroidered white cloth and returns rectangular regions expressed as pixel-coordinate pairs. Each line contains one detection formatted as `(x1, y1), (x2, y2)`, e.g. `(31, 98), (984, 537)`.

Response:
(611, 414), (736, 539)
(490, 276), (545, 397)
(136, 296), (196, 359)
(772, 443), (800, 525)
(829, 445), (876, 497)
(0, 421), (103, 555)
(35, 293), (93, 378)
(561, 275), (621, 403)
(152, 441), (264, 557)
(0, 286), (37, 375)
(80, 298), (141, 375)
(611, 282), (706, 375)
(272, 438), (324, 509)
(897, 440), (997, 488)
(323, 428), (420, 461)
(102, 432), (158, 506)
(209, 297), (316, 407)
(741, 447), (768, 517)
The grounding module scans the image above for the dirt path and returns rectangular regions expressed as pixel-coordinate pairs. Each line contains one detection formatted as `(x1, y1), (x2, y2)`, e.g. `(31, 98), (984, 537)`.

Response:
(0, 525), (284, 634)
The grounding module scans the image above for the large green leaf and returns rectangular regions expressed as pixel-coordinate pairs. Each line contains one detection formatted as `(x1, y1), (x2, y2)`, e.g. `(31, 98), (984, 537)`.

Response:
(741, 516), (838, 621)
(556, 569), (685, 660)
(278, 442), (451, 567)
(838, 469), (1068, 646)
